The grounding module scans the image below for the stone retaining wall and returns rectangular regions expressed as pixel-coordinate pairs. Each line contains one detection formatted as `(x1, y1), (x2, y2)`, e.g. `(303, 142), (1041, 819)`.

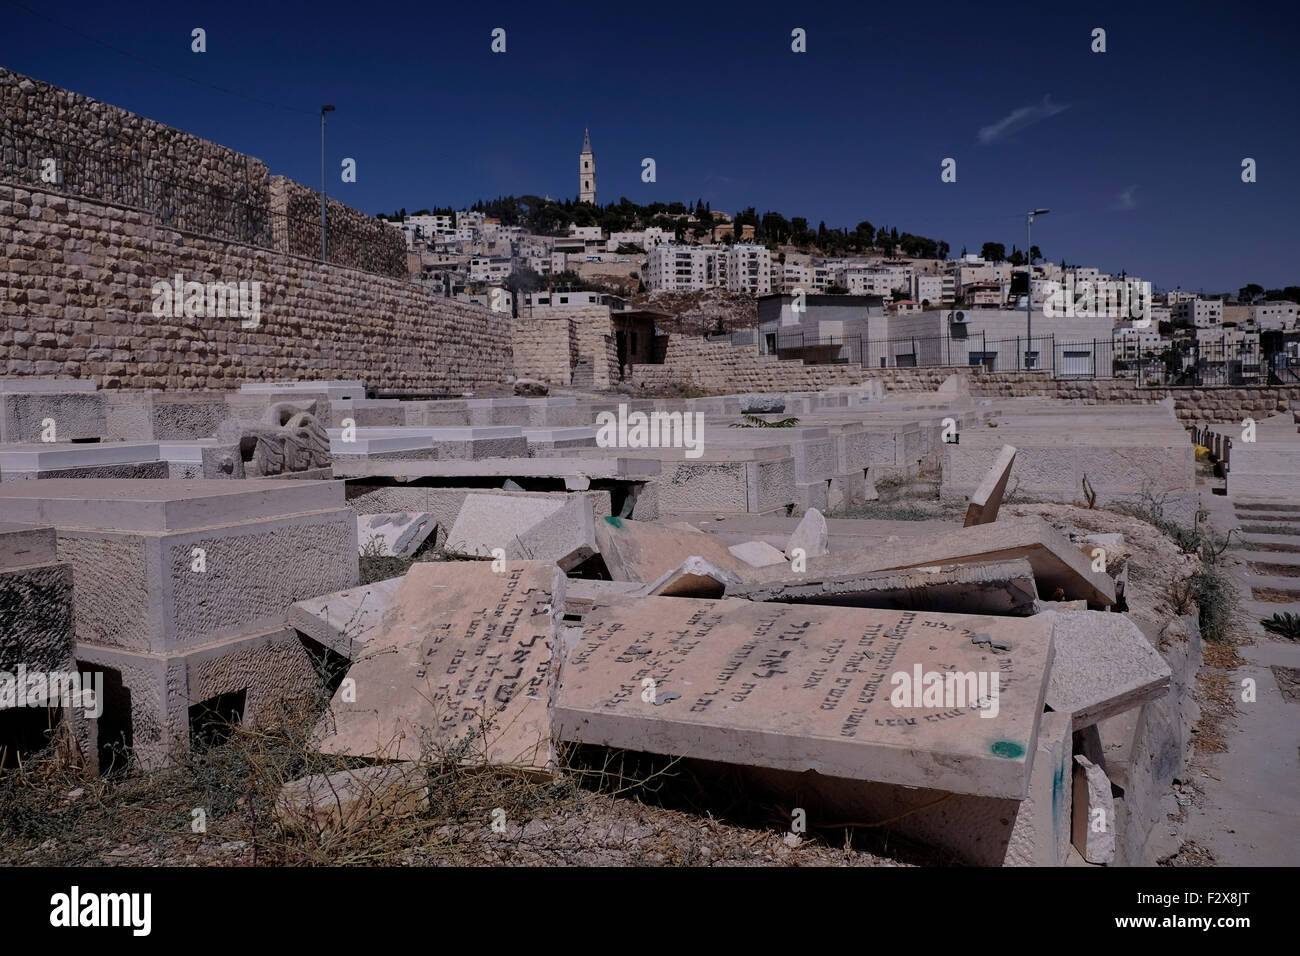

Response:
(1, 182), (512, 390)
(1, 68), (405, 277)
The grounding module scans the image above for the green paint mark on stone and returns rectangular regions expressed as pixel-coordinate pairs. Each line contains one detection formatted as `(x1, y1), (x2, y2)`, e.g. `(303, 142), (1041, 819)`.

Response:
(991, 740), (1026, 759)
(604, 515), (623, 528)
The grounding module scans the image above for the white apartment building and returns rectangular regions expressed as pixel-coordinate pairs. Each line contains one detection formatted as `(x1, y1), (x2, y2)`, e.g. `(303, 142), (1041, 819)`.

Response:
(456, 210), (485, 229)
(647, 244), (774, 293)
(647, 245), (718, 291)
(955, 259), (1011, 296)
(568, 224), (604, 241)
(468, 256), (512, 283)
(773, 262), (811, 293)
(913, 274), (944, 306)
(405, 214), (454, 237)
(726, 244), (772, 294)
(521, 290), (621, 310)
(1173, 298), (1222, 329)
(1250, 301), (1298, 330)
(841, 264), (911, 296)
(1113, 327), (1164, 360)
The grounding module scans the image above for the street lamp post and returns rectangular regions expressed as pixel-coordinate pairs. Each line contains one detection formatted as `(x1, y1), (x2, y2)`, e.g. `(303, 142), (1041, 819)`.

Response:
(1025, 208), (1049, 368)
(320, 105), (335, 262)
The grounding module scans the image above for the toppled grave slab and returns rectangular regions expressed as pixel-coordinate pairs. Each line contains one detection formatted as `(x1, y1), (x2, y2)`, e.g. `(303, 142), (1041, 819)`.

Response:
(965, 443), (1017, 527)
(727, 558), (1040, 616)
(561, 579), (644, 620)
(1041, 610), (1171, 728)
(728, 540), (788, 568)
(641, 555), (742, 599)
(742, 516), (1115, 608)
(446, 493), (596, 570)
(316, 561), (565, 768)
(356, 513), (437, 558)
(593, 516), (747, 583)
(555, 596), (1056, 799)
(288, 577), (403, 660)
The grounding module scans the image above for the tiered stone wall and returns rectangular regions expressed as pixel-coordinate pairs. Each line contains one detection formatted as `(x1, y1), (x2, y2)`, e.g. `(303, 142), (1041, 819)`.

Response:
(1, 69), (269, 243)
(1, 68), (404, 276)
(511, 317), (575, 385)
(268, 176), (406, 279)
(1, 182), (511, 390)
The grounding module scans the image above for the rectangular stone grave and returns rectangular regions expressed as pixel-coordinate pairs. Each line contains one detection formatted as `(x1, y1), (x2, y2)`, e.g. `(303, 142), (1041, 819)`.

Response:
(555, 597), (1056, 798)
(0, 479), (358, 768)
(0, 383), (105, 443)
(316, 561), (564, 768)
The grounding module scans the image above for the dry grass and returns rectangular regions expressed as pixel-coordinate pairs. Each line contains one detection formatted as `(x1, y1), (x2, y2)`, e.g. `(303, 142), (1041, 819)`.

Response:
(0, 693), (916, 867)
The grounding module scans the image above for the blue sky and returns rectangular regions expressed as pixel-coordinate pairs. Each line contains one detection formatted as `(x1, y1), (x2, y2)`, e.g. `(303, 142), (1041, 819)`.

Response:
(4, 0), (1297, 292)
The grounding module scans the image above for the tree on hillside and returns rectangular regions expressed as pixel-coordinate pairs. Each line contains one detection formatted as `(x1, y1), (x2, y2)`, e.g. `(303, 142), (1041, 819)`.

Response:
(980, 242), (1006, 262)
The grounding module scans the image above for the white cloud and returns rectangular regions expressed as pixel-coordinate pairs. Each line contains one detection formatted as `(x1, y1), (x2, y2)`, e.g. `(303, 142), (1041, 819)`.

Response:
(978, 95), (1069, 144)
(1113, 186), (1138, 210)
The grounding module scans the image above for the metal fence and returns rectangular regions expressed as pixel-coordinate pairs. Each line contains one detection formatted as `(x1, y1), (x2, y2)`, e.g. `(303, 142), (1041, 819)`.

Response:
(1, 130), (404, 276)
(767, 329), (1300, 386)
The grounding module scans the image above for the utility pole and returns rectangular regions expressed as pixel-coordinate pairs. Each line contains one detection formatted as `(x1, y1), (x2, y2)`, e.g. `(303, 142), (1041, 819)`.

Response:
(320, 105), (335, 262)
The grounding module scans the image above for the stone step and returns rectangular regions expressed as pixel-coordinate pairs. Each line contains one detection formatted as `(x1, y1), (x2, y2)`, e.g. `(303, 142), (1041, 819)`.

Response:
(1244, 552), (1300, 574)
(1238, 532), (1300, 554)
(1235, 501), (1300, 513)
(1247, 573), (1300, 604)
(1243, 598), (1300, 622)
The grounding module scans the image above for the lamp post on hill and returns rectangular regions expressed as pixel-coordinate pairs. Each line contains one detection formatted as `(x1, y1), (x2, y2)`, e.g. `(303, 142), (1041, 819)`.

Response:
(1024, 208), (1049, 368)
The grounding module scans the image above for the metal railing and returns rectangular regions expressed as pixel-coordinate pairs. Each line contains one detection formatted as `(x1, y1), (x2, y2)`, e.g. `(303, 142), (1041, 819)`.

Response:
(762, 327), (1299, 386)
